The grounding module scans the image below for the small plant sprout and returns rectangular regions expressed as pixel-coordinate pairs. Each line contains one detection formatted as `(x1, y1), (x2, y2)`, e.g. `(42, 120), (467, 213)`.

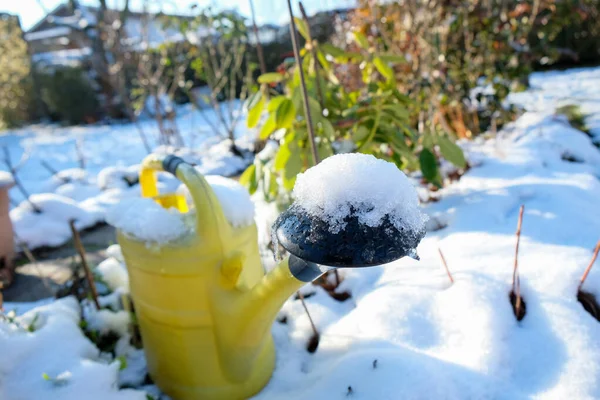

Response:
(117, 355), (128, 371)
(577, 239), (600, 322)
(42, 371), (72, 386)
(510, 205), (526, 321)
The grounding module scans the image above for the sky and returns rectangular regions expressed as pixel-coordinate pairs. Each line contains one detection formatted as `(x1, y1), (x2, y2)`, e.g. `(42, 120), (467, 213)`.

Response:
(0, 0), (355, 31)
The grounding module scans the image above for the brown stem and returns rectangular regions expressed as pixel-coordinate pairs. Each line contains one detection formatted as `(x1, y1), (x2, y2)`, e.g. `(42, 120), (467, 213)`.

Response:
(297, 290), (319, 338)
(69, 220), (100, 310)
(578, 240), (600, 292)
(333, 269), (340, 287)
(437, 247), (454, 284)
(298, 3), (325, 109)
(512, 205), (525, 316)
(287, 0), (319, 166)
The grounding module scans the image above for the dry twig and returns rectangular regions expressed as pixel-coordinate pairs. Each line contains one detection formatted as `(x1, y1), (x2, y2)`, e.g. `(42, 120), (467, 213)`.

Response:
(578, 239), (600, 292)
(2, 147), (41, 213)
(512, 205), (525, 318)
(437, 247), (454, 284)
(69, 220), (100, 309)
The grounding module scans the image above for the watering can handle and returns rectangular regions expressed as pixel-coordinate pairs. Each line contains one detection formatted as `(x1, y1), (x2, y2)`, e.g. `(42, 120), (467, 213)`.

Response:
(139, 154), (229, 245)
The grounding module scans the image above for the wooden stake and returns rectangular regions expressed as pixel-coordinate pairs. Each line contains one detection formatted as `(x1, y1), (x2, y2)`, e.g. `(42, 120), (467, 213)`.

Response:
(512, 205), (525, 317)
(578, 239), (600, 292)
(69, 220), (100, 309)
(285, 0), (322, 346)
(437, 247), (454, 284)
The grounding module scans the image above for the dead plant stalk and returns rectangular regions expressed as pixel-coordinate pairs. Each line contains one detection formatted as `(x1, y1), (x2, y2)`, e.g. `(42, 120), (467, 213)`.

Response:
(512, 205), (525, 317)
(438, 248), (454, 284)
(578, 240), (600, 292)
(69, 220), (100, 310)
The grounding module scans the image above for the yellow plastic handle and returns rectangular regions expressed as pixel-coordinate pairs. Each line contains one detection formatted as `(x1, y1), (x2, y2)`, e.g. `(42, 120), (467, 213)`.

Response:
(139, 154), (189, 212)
(139, 154), (229, 247)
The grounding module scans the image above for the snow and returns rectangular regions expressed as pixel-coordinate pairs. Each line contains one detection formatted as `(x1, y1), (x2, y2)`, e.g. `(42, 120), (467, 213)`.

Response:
(178, 174), (255, 228)
(0, 171), (14, 187)
(293, 153), (427, 234)
(97, 256), (129, 293)
(1, 101), (255, 250)
(10, 193), (103, 248)
(3, 66), (600, 399)
(0, 297), (146, 400)
(106, 197), (188, 244)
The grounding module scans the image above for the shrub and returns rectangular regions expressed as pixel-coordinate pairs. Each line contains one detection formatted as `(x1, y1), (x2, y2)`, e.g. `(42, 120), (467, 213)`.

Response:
(0, 14), (34, 129)
(334, 0), (599, 138)
(39, 67), (99, 125)
(240, 20), (467, 201)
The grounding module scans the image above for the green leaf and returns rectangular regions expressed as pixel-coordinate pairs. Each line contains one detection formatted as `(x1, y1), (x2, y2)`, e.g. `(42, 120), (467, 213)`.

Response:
(246, 93), (264, 128)
(352, 124), (370, 143)
(239, 164), (258, 194)
(294, 17), (310, 41)
(422, 133), (436, 149)
(317, 140), (333, 160)
(258, 72), (284, 84)
(353, 32), (369, 49)
(382, 104), (409, 120)
(267, 169), (278, 198)
(373, 57), (395, 81)
(274, 142), (291, 171)
(320, 43), (348, 58)
(437, 136), (467, 168)
(283, 150), (302, 191)
(307, 97), (322, 120)
(259, 115), (276, 139)
(379, 54), (406, 64)
(275, 99), (295, 129)
(42, 373), (51, 381)
(320, 118), (335, 141)
(316, 50), (331, 72)
(267, 96), (286, 112)
(419, 148), (440, 184)
(117, 356), (128, 371)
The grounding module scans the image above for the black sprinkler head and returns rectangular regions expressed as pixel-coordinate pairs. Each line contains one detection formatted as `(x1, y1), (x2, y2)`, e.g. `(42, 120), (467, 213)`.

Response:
(274, 203), (426, 268)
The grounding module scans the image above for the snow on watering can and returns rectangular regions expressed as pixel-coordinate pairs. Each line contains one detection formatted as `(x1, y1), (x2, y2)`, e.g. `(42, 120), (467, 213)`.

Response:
(114, 153), (426, 400)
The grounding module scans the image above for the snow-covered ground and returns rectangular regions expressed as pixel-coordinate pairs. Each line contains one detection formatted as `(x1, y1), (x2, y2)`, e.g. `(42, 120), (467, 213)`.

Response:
(0, 103), (254, 249)
(2, 66), (600, 399)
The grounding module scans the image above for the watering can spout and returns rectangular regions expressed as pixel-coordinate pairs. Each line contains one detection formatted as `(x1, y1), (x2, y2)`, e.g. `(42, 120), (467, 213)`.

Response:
(221, 255), (327, 382)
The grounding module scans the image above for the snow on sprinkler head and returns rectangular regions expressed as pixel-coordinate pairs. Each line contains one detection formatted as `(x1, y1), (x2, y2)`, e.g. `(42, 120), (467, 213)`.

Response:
(274, 153), (428, 269)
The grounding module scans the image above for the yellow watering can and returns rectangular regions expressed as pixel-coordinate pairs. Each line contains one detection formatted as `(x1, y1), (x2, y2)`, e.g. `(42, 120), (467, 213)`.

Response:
(115, 154), (425, 400)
